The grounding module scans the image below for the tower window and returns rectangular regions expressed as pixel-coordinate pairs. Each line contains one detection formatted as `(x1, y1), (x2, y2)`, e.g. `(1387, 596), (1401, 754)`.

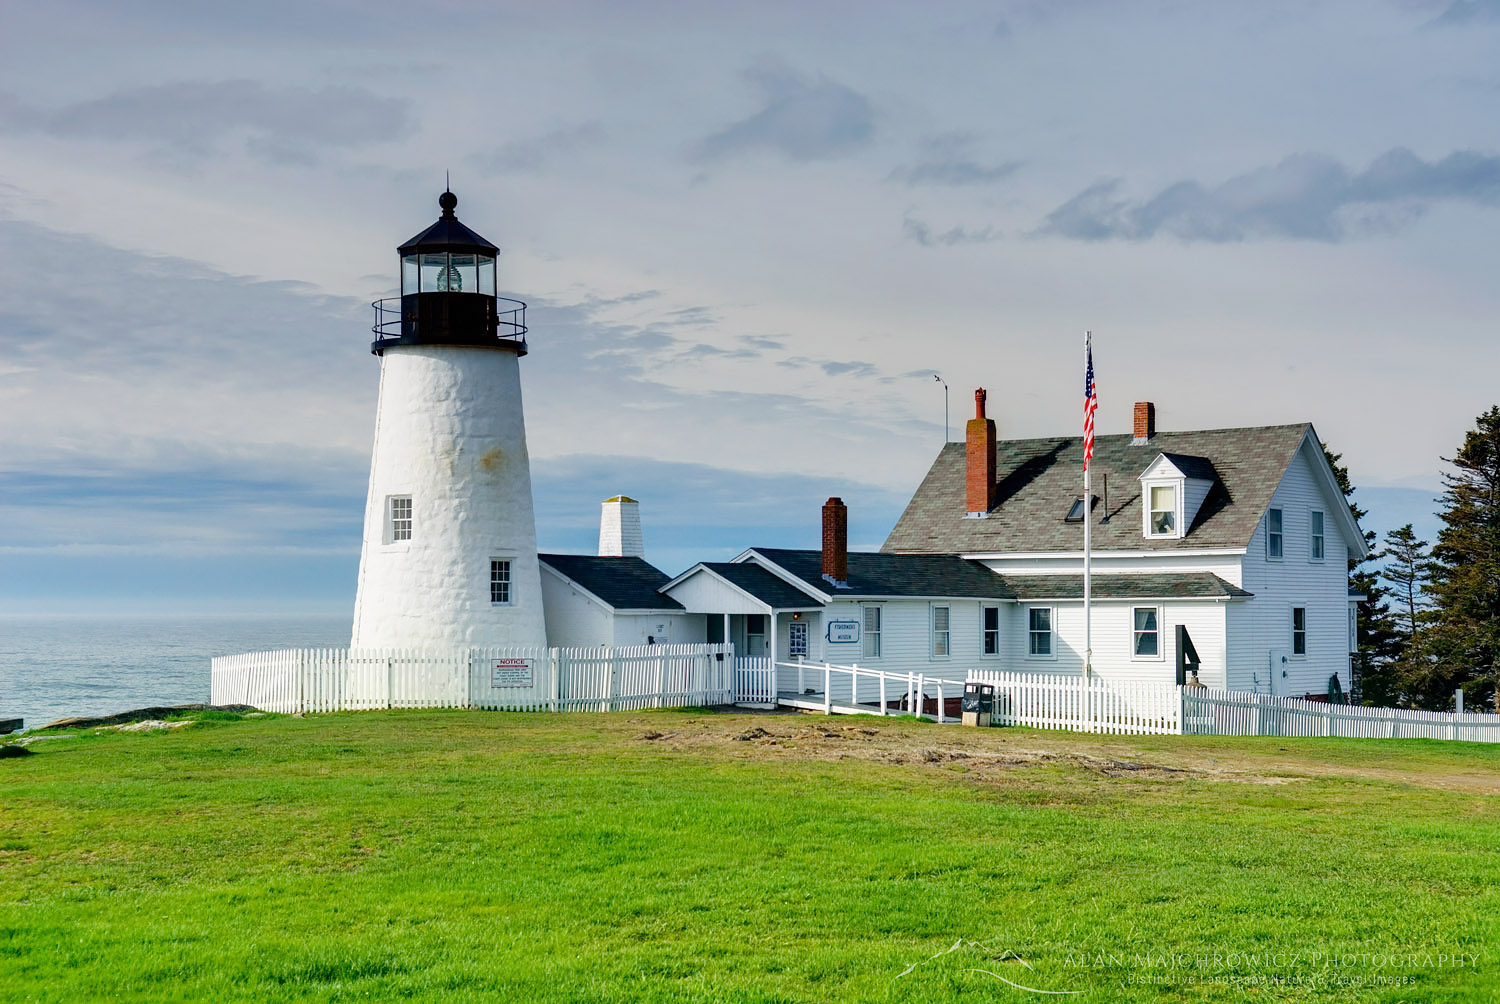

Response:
(1310, 510), (1325, 561)
(388, 496), (412, 542)
(490, 559), (512, 605)
(1267, 508), (1284, 559)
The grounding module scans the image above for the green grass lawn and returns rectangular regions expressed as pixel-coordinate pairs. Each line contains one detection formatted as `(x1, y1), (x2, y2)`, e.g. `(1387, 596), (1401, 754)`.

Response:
(1, 709), (1496, 1002)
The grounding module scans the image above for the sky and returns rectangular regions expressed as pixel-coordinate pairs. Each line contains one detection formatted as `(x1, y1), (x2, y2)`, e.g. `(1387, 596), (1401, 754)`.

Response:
(1, 0), (1497, 615)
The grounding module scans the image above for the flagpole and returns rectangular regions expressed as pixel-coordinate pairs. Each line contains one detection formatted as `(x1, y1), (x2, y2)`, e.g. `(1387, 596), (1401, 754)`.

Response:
(1083, 331), (1093, 679)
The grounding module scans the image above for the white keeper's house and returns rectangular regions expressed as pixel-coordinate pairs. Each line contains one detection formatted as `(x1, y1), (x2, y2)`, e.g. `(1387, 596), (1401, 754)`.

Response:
(545, 391), (1366, 701)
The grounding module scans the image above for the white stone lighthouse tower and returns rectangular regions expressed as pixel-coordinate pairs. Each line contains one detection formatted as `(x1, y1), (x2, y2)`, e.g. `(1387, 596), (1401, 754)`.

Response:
(350, 190), (546, 649)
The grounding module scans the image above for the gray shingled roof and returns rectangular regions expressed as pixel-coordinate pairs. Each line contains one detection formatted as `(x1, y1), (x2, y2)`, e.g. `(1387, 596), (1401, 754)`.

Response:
(700, 562), (825, 608)
(883, 424), (1312, 554)
(748, 549), (1016, 600)
(1002, 573), (1252, 600)
(539, 554), (683, 610)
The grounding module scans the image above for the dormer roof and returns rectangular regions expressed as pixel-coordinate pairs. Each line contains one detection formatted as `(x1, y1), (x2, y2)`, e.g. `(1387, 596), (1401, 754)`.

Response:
(1143, 452), (1219, 483)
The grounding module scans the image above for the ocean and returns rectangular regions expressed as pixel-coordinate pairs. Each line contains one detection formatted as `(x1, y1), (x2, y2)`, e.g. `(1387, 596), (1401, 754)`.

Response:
(0, 614), (349, 731)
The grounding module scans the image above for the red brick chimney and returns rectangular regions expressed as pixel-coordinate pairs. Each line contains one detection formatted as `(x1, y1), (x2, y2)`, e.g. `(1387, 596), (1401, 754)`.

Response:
(1133, 401), (1156, 443)
(966, 389), (997, 516)
(821, 497), (848, 583)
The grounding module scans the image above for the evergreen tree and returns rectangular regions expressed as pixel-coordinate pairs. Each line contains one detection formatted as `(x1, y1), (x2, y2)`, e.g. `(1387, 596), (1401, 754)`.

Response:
(1426, 406), (1500, 712)
(1321, 444), (1402, 703)
(1380, 524), (1431, 640)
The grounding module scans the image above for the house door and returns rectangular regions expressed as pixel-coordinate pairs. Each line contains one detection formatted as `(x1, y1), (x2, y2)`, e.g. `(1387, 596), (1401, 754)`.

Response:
(1267, 649), (1288, 696)
(745, 614), (767, 658)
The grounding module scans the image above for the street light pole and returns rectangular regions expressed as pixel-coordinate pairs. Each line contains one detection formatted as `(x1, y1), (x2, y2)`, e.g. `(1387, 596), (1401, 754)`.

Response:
(933, 373), (949, 442)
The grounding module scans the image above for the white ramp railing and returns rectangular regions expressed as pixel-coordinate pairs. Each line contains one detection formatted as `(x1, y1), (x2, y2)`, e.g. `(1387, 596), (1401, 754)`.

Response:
(212, 644), (743, 714)
(774, 660), (969, 723)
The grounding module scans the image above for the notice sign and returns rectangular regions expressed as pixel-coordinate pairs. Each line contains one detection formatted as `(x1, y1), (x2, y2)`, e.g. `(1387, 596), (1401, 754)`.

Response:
(491, 658), (534, 688)
(826, 620), (861, 644)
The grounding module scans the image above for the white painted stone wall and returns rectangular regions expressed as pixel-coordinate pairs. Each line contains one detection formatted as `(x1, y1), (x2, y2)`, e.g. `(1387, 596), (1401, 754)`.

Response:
(351, 344), (547, 649)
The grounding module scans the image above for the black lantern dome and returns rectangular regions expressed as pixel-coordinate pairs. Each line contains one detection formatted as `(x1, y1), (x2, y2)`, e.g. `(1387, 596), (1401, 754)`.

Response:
(371, 189), (527, 355)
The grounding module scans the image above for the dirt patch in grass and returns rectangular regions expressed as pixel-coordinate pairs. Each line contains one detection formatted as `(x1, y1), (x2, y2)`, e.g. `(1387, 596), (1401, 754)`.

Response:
(624, 710), (1500, 793)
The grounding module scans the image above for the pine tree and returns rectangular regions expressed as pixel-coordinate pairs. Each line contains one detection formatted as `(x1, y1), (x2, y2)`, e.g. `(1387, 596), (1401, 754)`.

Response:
(1426, 406), (1500, 711)
(1321, 444), (1402, 704)
(1380, 524), (1431, 640)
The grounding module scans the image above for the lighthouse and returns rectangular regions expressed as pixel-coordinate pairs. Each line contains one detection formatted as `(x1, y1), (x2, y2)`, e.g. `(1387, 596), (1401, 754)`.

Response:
(350, 190), (547, 650)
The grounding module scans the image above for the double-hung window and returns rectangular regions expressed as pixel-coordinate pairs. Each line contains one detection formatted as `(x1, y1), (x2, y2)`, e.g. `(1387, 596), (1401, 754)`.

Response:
(862, 606), (882, 659)
(1028, 607), (1053, 657)
(389, 495), (412, 542)
(1310, 510), (1325, 561)
(1132, 607), (1161, 658)
(490, 559), (512, 605)
(1292, 606), (1307, 656)
(930, 605), (950, 658)
(982, 605), (1001, 656)
(1148, 485), (1177, 536)
(1266, 508), (1284, 559)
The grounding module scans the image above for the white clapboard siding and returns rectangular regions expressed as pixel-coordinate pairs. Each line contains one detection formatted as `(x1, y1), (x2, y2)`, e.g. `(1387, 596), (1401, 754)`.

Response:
(1183, 688), (1500, 742)
(210, 643), (741, 714)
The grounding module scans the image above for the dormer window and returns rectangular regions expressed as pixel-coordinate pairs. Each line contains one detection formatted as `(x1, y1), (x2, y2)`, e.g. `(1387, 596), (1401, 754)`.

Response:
(1148, 485), (1177, 535)
(1138, 452), (1214, 542)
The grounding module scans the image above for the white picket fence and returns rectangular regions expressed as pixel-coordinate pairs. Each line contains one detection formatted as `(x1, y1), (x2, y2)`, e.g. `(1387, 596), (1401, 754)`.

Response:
(967, 670), (1183, 735)
(211, 644), (737, 714)
(1183, 687), (1500, 742)
(763, 661), (1498, 743)
(733, 657), (775, 706)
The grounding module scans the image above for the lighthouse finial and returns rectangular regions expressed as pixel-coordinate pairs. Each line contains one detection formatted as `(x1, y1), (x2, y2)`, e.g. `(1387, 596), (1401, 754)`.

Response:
(438, 174), (457, 217)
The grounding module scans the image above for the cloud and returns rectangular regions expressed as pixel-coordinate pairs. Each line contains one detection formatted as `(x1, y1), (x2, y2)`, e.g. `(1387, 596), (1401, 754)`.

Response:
(1038, 147), (1500, 242)
(473, 121), (606, 174)
(902, 214), (1001, 246)
(696, 61), (875, 162)
(1428, 0), (1500, 24)
(888, 133), (1020, 187)
(532, 454), (909, 574)
(0, 80), (410, 163)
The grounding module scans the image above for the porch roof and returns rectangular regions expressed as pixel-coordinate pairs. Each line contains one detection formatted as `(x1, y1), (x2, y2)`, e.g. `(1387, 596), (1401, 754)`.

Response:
(1001, 572), (1252, 601)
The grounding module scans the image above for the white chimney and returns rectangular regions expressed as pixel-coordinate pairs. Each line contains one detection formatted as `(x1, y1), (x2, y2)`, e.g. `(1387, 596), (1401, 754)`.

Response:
(598, 495), (644, 558)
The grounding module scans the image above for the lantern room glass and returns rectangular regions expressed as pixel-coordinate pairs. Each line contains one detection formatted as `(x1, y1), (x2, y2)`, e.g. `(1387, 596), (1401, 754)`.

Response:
(413, 252), (494, 294)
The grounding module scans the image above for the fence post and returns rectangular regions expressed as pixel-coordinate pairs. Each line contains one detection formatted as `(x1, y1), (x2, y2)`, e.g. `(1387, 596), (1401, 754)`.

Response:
(936, 680), (945, 724)
(824, 663), (832, 715)
(797, 656), (805, 697)
(917, 674), (926, 721)
(879, 672), (887, 716)
(655, 653), (666, 709)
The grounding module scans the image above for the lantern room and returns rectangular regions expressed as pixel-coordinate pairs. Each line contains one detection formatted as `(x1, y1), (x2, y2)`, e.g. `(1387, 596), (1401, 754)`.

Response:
(371, 188), (527, 355)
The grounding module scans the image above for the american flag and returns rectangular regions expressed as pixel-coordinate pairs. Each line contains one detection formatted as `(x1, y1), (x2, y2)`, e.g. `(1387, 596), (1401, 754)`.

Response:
(1083, 333), (1097, 472)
